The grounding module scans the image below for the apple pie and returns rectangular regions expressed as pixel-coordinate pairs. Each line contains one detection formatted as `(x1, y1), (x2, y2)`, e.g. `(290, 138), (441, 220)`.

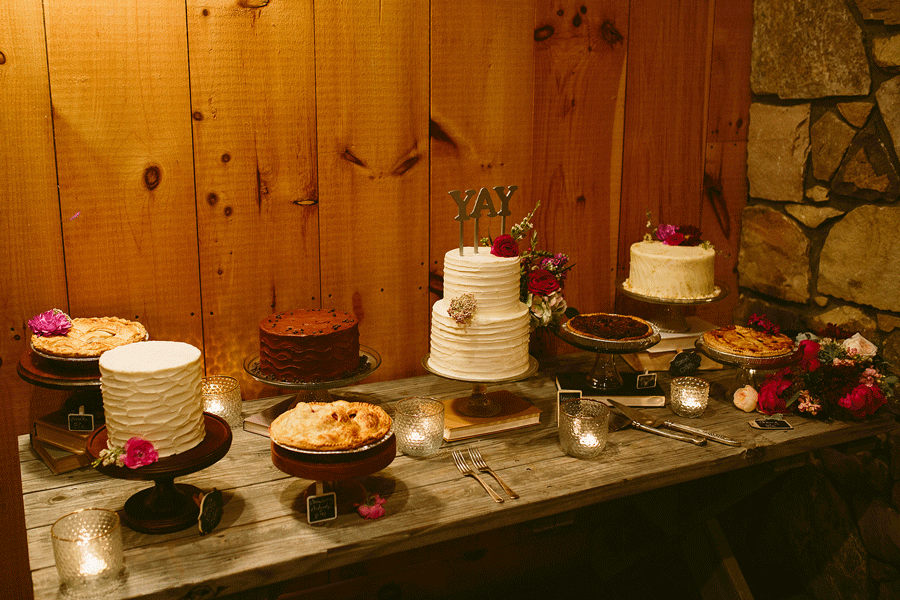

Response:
(31, 317), (148, 358)
(269, 400), (392, 451)
(702, 325), (794, 358)
(567, 313), (653, 341)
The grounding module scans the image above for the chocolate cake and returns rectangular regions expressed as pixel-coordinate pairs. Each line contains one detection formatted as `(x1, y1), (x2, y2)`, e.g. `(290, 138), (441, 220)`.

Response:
(258, 309), (360, 382)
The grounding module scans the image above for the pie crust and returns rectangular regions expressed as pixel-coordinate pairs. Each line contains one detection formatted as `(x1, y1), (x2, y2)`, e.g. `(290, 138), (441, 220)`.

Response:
(269, 400), (392, 451)
(567, 313), (653, 341)
(31, 317), (148, 358)
(702, 325), (794, 358)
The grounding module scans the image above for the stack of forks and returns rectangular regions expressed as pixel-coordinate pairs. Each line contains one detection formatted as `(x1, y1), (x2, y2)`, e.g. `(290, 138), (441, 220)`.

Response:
(451, 447), (518, 503)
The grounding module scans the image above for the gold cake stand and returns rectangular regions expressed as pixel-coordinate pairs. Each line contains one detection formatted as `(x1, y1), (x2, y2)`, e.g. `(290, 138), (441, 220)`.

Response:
(422, 354), (539, 417)
(618, 281), (730, 333)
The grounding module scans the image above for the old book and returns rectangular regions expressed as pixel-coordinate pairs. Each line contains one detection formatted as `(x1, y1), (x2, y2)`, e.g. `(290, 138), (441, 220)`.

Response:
(442, 391), (541, 442)
(243, 395), (296, 438)
(555, 372), (665, 407)
(32, 407), (95, 454)
(30, 435), (92, 475)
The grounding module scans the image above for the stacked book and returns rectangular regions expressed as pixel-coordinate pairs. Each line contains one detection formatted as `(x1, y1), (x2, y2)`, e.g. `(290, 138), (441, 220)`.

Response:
(30, 406), (97, 474)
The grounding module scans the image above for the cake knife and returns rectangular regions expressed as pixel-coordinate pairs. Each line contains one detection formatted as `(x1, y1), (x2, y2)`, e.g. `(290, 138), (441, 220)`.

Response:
(607, 399), (741, 447)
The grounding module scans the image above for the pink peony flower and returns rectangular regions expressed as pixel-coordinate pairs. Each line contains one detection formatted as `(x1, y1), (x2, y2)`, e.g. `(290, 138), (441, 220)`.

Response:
(490, 234), (518, 258)
(656, 224), (677, 242)
(355, 493), (386, 519)
(757, 369), (793, 414)
(122, 437), (159, 469)
(27, 309), (72, 337)
(838, 384), (886, 419)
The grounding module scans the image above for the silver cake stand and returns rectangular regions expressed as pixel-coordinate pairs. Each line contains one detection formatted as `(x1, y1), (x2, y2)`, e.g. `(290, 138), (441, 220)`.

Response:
(694, 337), (800, 397)
(422, 354), (539, 417)
(554, 318), (661, 391)
(618, 281), (730, 333)
(243, 345), (381, 409)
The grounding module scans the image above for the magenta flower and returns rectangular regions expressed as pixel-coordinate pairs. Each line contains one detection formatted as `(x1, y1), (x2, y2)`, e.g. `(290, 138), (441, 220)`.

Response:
(656, 224), (677, 242)
(757, 368), (793, 414)
(27, 309), (72, 337)
(355, 493), (386, 519)
(122, 437), (159, 469)
(838, 384), (886, 419)
(798, 340), (821, 372)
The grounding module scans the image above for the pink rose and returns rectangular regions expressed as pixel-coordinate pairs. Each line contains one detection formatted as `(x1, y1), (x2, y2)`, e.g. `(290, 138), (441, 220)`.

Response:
(527, 269), (561, 296)
(356, 493), (386, 519)
(798, 340), (821, 372)
(656, 224), (677, 242)
(841, 333), (878, 359)
(122, 437), (159, 469)
(757, 369), (793, 414)
(490, 235), (518, 258)
(838, 384), (886, 419)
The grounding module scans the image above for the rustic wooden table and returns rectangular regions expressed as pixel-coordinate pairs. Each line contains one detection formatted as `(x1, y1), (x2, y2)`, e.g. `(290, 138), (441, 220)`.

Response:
(20, 353), (898, 600)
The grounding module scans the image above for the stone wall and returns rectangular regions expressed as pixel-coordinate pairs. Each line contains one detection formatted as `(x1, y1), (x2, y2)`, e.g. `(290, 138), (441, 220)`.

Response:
(740, 0), (900, 368)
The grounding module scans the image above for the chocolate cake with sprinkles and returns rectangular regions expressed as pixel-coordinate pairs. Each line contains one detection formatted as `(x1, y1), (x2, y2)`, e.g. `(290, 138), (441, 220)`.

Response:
(258, 309), (360, 382)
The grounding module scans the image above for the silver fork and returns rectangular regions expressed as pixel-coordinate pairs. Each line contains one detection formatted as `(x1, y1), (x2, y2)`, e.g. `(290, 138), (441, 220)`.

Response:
(451, 450), (504, 503)
(468, 447), (519, 499)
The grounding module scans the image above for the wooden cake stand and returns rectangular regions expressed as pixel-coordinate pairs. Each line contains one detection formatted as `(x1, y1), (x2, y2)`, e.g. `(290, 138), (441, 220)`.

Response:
(87, 413), (232, 534)
(271, 433), (396, 516)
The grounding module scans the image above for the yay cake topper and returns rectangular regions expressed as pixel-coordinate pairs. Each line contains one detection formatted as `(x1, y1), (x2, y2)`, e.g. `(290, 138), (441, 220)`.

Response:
(448, 186), (518, 255)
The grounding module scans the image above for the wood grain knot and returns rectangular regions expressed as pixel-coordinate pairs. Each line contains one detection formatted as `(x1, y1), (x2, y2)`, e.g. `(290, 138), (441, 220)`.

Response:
(429, 119), (456, 148)
(224, 206), (233, 217)
(600, 20), (624, 46)
(573, 14), (582, 27)
(0, 51), (6, 65)
(534, 25), (554, 41)
(221, 153), (231, 163)
(207, 192), (219, 206)
(144, 166), (161, 190)
(341, 149), (366, 168)
(292, 199), (318, 206)
(390, 155), (419, 177)
(192, 111), (204, 121)
(238, 0), (269, 7)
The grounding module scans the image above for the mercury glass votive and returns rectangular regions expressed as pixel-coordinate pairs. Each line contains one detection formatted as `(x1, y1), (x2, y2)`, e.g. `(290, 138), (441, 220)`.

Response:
(395, 397), (444, 457)
(202, 375), (243, 428)
(559, 399), (610, 459)
(51, 508), (124, 598)
(670, 376), (710, 418)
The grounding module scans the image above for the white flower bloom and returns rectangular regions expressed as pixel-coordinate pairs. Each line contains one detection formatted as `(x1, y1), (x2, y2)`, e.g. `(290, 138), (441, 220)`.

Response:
(733, 385), (758, 413)
(841, 333), (877, 358)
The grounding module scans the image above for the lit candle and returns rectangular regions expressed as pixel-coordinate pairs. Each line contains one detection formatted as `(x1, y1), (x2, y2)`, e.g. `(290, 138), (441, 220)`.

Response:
(670, 377), (709, 418)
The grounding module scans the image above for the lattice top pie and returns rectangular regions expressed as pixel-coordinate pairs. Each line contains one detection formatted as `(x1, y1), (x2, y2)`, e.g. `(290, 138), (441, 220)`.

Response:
(269, 400), (392, 451)
(31, 317), (148, 358)
(702, 325), (795, 358)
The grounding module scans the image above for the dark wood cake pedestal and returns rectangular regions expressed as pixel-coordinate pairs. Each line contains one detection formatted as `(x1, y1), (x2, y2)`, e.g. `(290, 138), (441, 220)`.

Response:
(87, 413), (232, 534)
(271, 434), (396, 516)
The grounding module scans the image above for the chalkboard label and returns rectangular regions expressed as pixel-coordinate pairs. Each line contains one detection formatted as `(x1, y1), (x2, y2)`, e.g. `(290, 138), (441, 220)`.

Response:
(67, 412), (95, 432)
(198, 488), (224, 535)
(307, 492), (337, 525)
(556, 390), (582, 424)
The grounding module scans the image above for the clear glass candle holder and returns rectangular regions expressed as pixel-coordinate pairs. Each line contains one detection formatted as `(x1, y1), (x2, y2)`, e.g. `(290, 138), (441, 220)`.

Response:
(395, 397), (444, 457)
(51, 508), (124, 598)
(670, 376), (710, 418)
(559, 399), (610, 459)
(202, 375), (243, 428)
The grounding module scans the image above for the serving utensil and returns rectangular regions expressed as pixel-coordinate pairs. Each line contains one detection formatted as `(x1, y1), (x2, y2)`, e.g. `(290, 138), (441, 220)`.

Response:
(607, 399), (740, 446)
(451, 450), (504, 503)
(605, 399), (706, 445)
(468, 447), (518, 499)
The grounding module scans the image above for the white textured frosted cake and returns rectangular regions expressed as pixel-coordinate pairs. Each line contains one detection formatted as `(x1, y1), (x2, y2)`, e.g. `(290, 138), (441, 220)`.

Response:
(428, 247), (530, 380)
(100, 341), (205, 458)
(623, 240), (716, 299)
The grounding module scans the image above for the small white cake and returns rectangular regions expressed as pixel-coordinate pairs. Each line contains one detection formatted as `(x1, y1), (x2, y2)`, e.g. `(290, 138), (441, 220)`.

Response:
(428, 247), (531, 380)
(100, 341), (205, 458)
(623, 240), (716, 299)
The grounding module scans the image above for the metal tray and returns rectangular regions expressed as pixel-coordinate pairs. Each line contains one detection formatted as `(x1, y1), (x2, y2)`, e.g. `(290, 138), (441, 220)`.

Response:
(555, 318), (661, 354)
(272, 431), (395, 456)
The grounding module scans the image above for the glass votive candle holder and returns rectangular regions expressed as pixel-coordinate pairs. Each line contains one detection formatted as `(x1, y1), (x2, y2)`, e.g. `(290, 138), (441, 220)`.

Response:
(394, 397), (444, 457)
(559, 399), (610, 459)
(670, 376), (710, 418)
(202, 375), (243, 428)
(51, 508), (124, 598)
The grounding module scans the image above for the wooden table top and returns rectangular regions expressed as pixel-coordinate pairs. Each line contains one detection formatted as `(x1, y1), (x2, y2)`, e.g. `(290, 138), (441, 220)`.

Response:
(21, 353), (898, 600)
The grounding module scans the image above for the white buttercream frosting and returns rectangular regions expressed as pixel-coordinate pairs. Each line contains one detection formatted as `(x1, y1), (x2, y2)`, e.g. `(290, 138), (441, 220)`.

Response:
(623, 241), (716, 300)
(428, 247), (531, 380)
(100, 341), (205, 458)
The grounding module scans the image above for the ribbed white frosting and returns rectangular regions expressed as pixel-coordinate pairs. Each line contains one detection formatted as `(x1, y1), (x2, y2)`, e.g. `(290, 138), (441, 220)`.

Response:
(623, 241), (715, 300)
(428, 247), (531, 380)
(100, 341), (205, 458)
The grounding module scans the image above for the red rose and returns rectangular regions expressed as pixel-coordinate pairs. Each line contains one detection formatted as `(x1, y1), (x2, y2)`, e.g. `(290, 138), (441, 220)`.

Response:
(838, 384), (886, 419)
(798, 340), (821, 372)
(757, 369), (793, 414)
(490, 235), (518, 258)
(527, 269), (560, 296)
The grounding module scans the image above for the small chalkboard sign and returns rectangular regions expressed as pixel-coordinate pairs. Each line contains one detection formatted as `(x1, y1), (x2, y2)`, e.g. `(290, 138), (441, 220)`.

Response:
(557, 389), (582, 425)
(198, 488), (224, 535)
(67, 407), (95, 432)
(307, 491), (337, 525)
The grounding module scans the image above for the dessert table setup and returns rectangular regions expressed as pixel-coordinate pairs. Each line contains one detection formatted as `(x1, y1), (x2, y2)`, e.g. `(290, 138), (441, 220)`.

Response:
(19, 351), (898, 600)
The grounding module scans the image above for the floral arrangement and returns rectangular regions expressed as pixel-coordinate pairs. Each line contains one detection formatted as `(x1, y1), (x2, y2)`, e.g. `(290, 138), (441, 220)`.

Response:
(28, 309), (72, 337)
(483, 201), (576, 331)
(644, 211), (713, 249)
(92, 437), (159, 469)
(751, 328), (896, 421)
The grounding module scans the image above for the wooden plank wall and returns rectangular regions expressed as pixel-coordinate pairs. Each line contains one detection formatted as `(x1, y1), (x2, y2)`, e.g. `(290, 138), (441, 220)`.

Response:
(0, 1), (751, 596)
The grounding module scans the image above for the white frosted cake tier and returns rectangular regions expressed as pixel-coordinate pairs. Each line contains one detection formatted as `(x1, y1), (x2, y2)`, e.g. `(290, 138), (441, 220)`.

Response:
(100, 340), (205, 458)
(442, 247), (523, 314)
(623, 240), (715, 300)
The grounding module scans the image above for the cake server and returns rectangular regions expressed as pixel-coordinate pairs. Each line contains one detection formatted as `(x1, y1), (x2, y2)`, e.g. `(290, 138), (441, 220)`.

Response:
(607, 399), (740, 447)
